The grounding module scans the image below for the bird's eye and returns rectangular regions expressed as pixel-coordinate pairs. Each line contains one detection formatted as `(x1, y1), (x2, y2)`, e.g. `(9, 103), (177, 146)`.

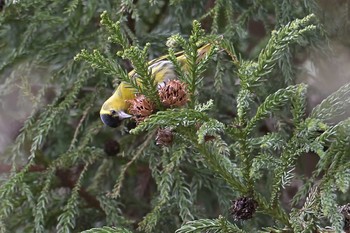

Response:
(110, 110), (117, 115)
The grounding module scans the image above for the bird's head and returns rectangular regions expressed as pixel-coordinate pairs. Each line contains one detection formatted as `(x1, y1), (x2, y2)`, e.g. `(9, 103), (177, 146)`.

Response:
(100, 95), (132, 128)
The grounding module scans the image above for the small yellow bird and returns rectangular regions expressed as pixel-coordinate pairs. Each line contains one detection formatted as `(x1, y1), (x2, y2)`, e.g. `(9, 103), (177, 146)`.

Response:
(100, 43), (212, 128)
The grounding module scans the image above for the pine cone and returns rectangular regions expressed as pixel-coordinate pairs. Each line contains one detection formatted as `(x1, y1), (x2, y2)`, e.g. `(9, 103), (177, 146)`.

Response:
(155, 128), (173, 146)
(104, 139), (120, 156)
(341, 203), (350, 233)
(230, 196), (258, 221)
(128, 95), (155, 123)
(158, 80), (188, 108)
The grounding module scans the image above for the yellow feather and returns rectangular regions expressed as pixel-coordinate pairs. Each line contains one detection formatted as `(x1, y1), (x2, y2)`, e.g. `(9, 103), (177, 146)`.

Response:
(100, 43), (212, 117)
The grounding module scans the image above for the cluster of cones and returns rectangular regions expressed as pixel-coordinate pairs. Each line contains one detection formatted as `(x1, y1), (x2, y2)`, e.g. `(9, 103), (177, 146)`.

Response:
(127, 79), (215, 146)
(127, 80), (188, 147)
(127, 80), (188, 123)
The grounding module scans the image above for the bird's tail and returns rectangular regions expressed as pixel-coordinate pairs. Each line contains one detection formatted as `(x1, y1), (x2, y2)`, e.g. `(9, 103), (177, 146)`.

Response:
(176, 43), (213, 66)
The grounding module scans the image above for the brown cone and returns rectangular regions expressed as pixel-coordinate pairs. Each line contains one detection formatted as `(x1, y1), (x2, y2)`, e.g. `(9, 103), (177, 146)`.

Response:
(341, 203), (350, 233)
(155, 128), (173, 147)
(104, 139), (120, 156)
(230, 197), (258, 221)
(127, 95), (155, 123)
(158, 80), (188, 108)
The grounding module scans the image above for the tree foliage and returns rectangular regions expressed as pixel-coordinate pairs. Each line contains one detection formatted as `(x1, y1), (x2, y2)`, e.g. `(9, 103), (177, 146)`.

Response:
(1, 0), (350, 232)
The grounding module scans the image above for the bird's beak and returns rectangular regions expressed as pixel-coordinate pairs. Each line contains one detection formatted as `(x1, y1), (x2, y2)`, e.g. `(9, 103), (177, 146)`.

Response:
(100, 114), (122, 128)
(100, 109), (132, 128)
(118, 111), (132, 119)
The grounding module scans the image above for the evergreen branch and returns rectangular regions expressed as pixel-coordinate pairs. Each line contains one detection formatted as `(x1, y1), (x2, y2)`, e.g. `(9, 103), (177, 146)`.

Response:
(56, 162), (90, 233)
(291, 179), (313, 207)
(34, 168), (56, 233)
(87, 159), (114, 192)
(173, 168), (194, 222)
(17, 75), (38, 104)
(29, 68), (90, 159)
(314, 118), (350, 176)
(249, 132), (286, 151)
(137, 180), (172, 233)
(289, 185), (320, 232)
(167, 21), (217, 108)
(220, 39), (239, 64)
(130, 100), (213, 134)
(317, 124), (350, 185)
(78, 120), (103, 149)
(320, 185), (343, 232)
(118, 44), (161, 106)
(100, 11), (129, 48)
(80, 226), (133, 233)
(196, 118), (225, 144)
(206, 0), (220, 33)
(109, 131), (156, 199)
(64, 0), (80, 15)
(334, 164), (350, 194)
(121, 23), (138, 45)
(269, 118), (326, 207)
(235, 0), (263, 31)
(246, 84), (304, 134)
(189, 168), (234, 215)
(250, 153), (279, 181)
(138, 145), (185, 232)
(0, 0), (340, 231)
(291, 83), (307, 127)
(75, 49), (129, 78)
(69, 92), (97, 150)
(0, 162), (34, 219)
(20, 183), (36, 209)
(168, 46), (186, 79)
(8, 78), (49, 165)
(195, 142), (247, 193)
(239, 14), (317, 87)
(0, 220), (6, 233)
(222, 0), (235, 35)
(34, 147), (104, 232)
(69, 109), (91, 150)
(278, 49), (294, 84)
(175, 216), (245, 233)
(310, 82), (350, 123)
(234, 89), (255, 191)
(187, 20), (207, 108)
(254, 191), (290, 225)
(312, 125), (350, 231)
(97, 195), (133, 227)
(138, 203), (165, 233)
(236, 89), (252, 127)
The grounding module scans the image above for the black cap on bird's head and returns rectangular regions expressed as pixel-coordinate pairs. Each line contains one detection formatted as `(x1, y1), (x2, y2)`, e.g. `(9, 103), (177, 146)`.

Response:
(100, 109), (132, 128)
(100, 113), (122, 128)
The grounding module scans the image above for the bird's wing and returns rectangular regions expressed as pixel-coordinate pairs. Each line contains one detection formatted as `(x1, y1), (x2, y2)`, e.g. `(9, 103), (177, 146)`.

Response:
(127, 43), (212, 80)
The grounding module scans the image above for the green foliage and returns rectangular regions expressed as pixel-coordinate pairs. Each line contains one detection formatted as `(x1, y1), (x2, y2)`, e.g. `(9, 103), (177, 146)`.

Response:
(130, 100), (213, 134)
(80, 226), (132, 233)
(167, 20), (218, 108)
(1, 0), (350, 232)
(175, 216), (245, 233)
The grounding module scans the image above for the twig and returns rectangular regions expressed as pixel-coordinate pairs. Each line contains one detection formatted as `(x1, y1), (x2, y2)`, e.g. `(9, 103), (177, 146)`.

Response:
(68, 106), (92, 151)
(56, 168), (102, 211)
(0, 164), (46, 174)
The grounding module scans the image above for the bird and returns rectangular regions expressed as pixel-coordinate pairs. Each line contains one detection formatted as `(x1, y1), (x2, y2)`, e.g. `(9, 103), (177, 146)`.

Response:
(100, 43), (212, 128)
